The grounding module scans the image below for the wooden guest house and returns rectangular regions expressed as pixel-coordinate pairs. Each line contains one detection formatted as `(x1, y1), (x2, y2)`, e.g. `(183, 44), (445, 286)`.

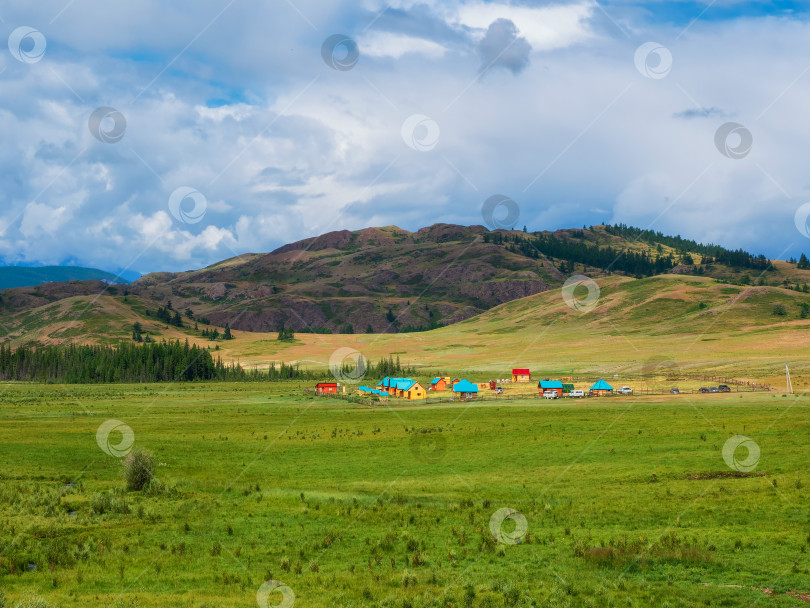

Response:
(429, 377), (449, 391)
(512, 368), (531, 383)
(452, 379), (479, 400)
(538, 380), (563, 397)
(589, 379), (614, 396)
(398, 380), (426, 400)
(376, 377), (426, 399)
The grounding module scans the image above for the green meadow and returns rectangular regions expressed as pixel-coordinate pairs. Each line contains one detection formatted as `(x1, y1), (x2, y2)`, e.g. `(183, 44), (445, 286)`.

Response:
(0, 382), (808, 607)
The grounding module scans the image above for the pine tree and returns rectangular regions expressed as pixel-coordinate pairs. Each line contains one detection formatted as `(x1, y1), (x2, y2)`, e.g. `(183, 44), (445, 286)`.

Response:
(224, 324), (233, 340)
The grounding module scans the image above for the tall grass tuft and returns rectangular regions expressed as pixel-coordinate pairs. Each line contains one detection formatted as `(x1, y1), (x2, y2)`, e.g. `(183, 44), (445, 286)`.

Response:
(122, 448), (155, 491)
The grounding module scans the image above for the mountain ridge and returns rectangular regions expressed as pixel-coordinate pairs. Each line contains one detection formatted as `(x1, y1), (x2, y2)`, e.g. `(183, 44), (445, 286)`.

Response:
(0, 265), (134, 290)
(1, 222), (808, 346)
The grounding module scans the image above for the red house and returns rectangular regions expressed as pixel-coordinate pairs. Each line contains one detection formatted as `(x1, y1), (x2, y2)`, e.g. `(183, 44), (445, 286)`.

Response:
(512, 369), (531, 383)
(316, 382), (338, 394)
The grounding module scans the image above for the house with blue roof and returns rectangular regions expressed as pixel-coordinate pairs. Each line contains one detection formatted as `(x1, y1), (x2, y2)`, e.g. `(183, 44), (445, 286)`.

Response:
(589, 378), (614, 396)
(375, 377), (426, 399)
(452, 379), (478, 400)
(378, 376), (409, 396)
(538, 380), (564, 397)
(429, 376), (449, 391)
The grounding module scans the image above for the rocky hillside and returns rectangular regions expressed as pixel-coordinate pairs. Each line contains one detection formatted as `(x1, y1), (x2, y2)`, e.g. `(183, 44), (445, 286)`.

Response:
(0, 222), (805, 342)
(126, 224), (560, 333)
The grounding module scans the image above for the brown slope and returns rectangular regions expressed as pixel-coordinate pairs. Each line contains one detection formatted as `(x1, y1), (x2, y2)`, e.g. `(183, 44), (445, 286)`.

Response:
(120, 223), (553, 333)
(3, 222), (806, 342)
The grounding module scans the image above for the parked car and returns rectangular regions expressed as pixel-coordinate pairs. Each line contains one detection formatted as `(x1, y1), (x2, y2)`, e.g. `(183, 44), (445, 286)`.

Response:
(542, 390), (559, 399)
(670, 387), (680, 394)
(698, 387), (710, 393)
(718, 384), (731, 392)
(568, 389), (585, 398)
(710, 387), (720, 393)
(617, 386), (633, 395)
(495, 387), (504, 394)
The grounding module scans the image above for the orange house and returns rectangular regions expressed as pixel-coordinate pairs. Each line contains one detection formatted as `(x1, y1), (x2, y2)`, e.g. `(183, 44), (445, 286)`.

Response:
(429, 377), (448, 391)
(512, 368), (531, 383)
(316, 382), (338, 394)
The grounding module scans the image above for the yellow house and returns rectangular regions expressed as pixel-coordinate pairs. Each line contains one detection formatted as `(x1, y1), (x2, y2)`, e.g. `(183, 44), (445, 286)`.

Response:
(400, 380), (426, 400)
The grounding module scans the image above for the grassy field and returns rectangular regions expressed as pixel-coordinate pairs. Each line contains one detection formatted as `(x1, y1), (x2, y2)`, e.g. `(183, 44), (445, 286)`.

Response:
(0, 382), (808, 607)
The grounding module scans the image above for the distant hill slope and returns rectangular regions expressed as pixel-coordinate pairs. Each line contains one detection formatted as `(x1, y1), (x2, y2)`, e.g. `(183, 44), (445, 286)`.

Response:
(1, 274), (807, 389)
(0, 223), (808, 343)
(0, 266), (132, 290)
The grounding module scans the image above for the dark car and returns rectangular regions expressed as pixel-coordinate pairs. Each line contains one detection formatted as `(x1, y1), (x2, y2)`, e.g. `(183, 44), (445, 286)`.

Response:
(670, 387), (680, 394)
(718, 384), (731, 392)
(698, 387), (710, 393)
(710, 387), (720, 393)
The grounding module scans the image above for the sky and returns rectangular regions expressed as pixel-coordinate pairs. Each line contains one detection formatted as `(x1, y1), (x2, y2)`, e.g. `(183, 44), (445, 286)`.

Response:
(2, 0), (810, 275)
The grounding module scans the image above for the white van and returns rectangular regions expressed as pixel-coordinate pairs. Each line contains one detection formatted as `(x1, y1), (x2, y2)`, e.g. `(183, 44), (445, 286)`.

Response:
(542, 390), (559, 399)
(568, 390), (585, 398)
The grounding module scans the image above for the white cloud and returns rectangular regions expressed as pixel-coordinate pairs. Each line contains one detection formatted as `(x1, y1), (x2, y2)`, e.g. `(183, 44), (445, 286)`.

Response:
(360, 32), (448, 58)
(20, 203), (71, 237)
(0, 0), (808, 274)
(446, 1), (596, 50)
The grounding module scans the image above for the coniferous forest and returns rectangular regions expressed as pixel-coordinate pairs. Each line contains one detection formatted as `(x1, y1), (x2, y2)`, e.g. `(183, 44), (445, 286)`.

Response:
(0, 340), (412, 384)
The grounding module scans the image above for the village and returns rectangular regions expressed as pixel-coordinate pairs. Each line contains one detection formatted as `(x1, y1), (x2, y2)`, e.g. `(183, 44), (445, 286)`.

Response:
(312, 367), (772, 402)
(313, 368), (629, 401)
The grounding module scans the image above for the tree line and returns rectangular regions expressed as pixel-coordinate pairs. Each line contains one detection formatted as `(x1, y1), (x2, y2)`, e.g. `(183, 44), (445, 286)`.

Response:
(0, 341), (412, 384)
(482, 224), (773, 276)
(603, 224), (772, 270)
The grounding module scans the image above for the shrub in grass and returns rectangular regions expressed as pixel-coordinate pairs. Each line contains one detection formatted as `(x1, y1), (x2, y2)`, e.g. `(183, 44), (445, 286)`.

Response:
(91, 490), (130, 515)
(122, 448), (155, 491)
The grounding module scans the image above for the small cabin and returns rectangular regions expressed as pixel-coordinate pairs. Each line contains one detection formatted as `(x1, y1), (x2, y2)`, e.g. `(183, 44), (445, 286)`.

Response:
(538, 380), (563, 397)
(453, 379), (479, 400)
(512, 368), (531, 383)
(589, 379), (614, 396)
(400, 380), (427, 400)
(429, 377), (447, 391)
(379, 376), (409, 396)
(316, 382), (338, 394)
